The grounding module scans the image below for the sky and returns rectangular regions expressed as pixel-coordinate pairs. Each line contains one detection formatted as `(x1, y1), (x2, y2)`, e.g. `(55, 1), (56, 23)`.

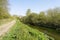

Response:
(9, 0), (60, 16)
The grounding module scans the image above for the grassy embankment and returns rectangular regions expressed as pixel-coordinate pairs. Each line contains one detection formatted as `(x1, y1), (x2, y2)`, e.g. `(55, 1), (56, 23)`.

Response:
(30, 26), (60, 40)
(1, 20), (54, 40)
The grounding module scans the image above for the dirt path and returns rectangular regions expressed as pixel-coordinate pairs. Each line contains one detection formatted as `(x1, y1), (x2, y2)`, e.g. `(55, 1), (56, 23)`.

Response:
(0, 20), (16, 36)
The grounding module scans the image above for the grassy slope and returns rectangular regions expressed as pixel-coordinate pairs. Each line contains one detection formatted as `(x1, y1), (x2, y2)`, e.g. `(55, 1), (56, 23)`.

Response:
(1, 20), (54, 40)
(30, 26), (60, 40)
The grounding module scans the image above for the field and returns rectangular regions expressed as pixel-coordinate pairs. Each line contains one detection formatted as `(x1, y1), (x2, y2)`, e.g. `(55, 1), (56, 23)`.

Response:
(1, 20), (54, 40)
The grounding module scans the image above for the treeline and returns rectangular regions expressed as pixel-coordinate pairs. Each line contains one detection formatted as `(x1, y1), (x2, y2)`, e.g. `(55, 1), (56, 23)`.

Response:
(20, 8), (60, 32)
(0, 0), (10, 19)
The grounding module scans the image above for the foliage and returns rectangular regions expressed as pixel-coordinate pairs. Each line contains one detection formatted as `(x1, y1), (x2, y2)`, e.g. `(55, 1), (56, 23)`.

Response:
(0, 0), (10, 19)
(20, 8), (60, 32)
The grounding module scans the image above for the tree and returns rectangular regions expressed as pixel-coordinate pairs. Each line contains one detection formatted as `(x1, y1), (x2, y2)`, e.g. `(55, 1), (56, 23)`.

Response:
(47, 8), (60, 29)
(0, 0), (10, 19)
(39, 11), (47, 26)
(20, 8), (60, 32)
(26, 9), (31, 16)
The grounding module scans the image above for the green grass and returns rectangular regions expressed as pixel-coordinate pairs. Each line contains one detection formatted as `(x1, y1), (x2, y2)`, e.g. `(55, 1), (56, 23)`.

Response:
(0, 20), (54, 40)
(30, 26), (60, 40)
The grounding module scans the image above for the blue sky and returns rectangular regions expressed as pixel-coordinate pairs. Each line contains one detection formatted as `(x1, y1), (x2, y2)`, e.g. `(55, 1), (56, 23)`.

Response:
(9, 0), (60, 16)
